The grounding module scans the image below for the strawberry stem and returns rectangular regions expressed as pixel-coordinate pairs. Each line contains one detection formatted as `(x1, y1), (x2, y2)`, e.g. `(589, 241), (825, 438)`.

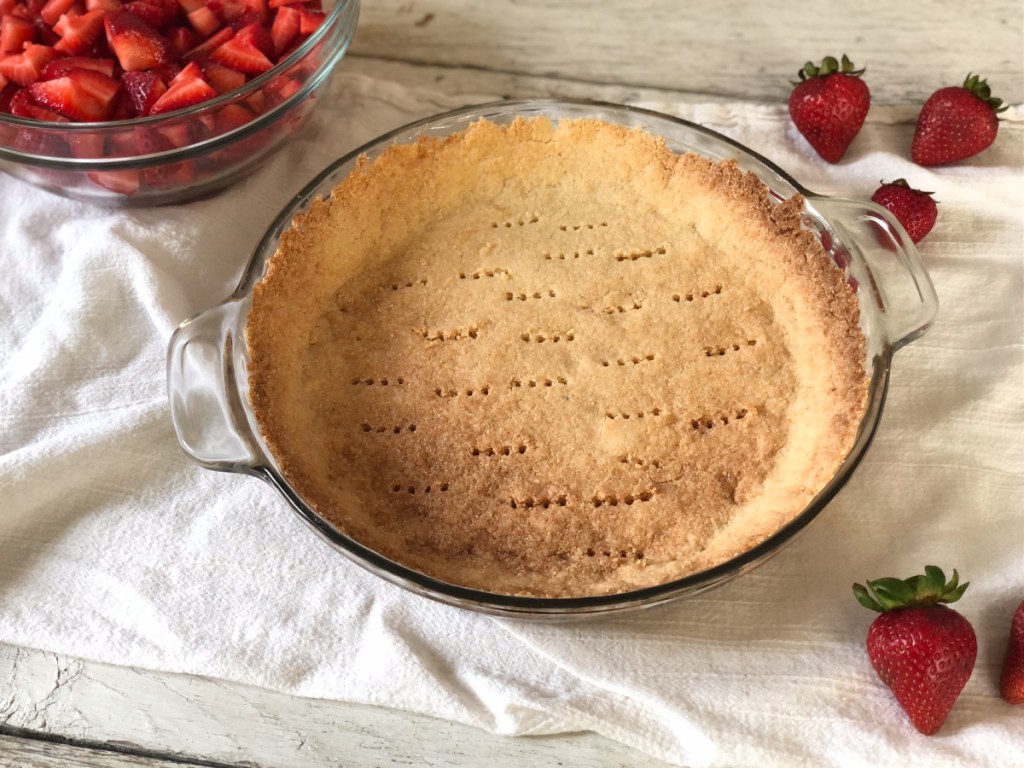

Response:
(795, 54), (865, 83)
(878, 179), (937, 198)
(962, 73), (1008, 113)
(853, 566), (969, 613)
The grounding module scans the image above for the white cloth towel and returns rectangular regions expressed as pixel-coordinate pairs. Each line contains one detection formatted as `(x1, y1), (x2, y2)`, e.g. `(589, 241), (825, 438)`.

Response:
(1, 72), (1022, 767)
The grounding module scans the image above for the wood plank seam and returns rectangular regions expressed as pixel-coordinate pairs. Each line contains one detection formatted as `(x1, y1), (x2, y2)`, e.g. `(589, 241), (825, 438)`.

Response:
(0, 726), (254, 768)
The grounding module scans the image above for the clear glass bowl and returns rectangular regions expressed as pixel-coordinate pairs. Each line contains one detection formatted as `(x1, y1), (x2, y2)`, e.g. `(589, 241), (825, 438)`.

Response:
(0, 0), (359, 206)
(167, 99), (939, 618)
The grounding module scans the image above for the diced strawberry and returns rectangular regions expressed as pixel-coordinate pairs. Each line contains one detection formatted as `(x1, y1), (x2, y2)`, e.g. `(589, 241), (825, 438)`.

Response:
(89, 168), (140, 194)
(0, 79), (17, 110)
(296, 7), (321, 34)
(121, 68), (165, 113)
(142, 157), (194, 189)
(53, 9), (105, 53)
(164, 23), (198, 54)
(124, 0), (176, 30)
(0, 43), (57, 85)
(11, 3), (36, 19)
(168, 57), (198, 81)
(261, 71), (296, 104)
(268, 5), (295, 55)
(181, 22), (229, 60)
(105, 127), (136, 154)
(104, 10), (173, 70)
(267, 0), (301, 8)
(208, 32), (269, 73)
(10, 85), (51, 116)
(189, 108), (214, 138)
(40, 54), (115, 77)
(234, 19), (269, 56)
(67, 129), (104, 156)
(212, 98), (246, 128)
(153, 119), (186, 144)
(241, 84), (260, 111)
(185, 4), (217, 35)
(206, 0), (245, 22)
(147, 64), (212, 113)
(86, 0), (122, 10)
(133, 122), (170, 152)
(240, 0), (265, 18)
(29, 66), (121, 120)
(14, 124), (69, 155)
(1, 13), (35, 53)
(0, 0), (16, 13)
(107, 86), (131, 116)
(201, 58), (241, 92)
(38, 0), (75, 26)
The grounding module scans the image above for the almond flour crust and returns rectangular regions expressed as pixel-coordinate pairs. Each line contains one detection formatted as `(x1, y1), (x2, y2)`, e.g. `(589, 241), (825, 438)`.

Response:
(246, 117), (868, 598)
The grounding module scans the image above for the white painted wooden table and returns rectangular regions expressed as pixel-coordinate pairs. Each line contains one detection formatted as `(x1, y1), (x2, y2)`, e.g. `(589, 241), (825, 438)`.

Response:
(2, 2), (1022, 766)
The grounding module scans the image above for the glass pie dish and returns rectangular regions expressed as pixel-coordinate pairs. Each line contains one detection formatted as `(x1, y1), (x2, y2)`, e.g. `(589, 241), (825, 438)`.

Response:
(167, 99), (938, 617)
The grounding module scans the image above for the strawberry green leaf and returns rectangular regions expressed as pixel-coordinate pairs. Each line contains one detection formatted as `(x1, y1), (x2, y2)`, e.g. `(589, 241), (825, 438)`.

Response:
(855, 566), (970, 612)
(962, 73), (1008, 113)
(853, 582), (884, 612)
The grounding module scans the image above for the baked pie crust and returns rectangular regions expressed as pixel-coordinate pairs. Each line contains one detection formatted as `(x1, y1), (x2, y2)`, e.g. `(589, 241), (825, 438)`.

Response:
(246, 117), (868, 597)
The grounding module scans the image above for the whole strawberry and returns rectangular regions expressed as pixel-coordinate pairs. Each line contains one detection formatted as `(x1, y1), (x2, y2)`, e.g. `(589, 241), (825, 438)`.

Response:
(1000, 599), (1024, 705)
(789, 54), (870, 163)
(871, 179), (938, 244)
(912, 74), (1007, 166)
(853, 566), (976, 735)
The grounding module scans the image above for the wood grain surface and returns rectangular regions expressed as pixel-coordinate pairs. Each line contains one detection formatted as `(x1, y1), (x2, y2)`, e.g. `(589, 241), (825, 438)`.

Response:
(350, 0), (1024, 105)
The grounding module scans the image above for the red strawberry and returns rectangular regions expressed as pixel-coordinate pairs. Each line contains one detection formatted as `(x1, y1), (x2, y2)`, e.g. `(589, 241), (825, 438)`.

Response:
(53, 9), (106, 54)
(853, 566), (976, 735)
(1, 14), (36, 53)
(89, 167), (140, 194)
(103, 10), (173, 71)
(9, 84), (65, 119)
(181, 22), (230, 60)
(165, 23), (199, 55)
(147, 61), (213, 113)
(29, 66), (121, 120)
(38, 0), (75, 26)
(208, 29), (270, 73)
(870, 179), (938, 244)
(788, 54), (870, 163)
(268, 4), (296, 55)
(0, 42), (57, 85)
(123, 0), (177, 30)
(186, 4), (219, 35)
(201, 58), (242, 92)
(1000, 600), (1024, 705)
(40, 55), (116, 78)
(296, 6), (320, 35)
(912, 74), (1006, 166)
(121, 67), (165, 113)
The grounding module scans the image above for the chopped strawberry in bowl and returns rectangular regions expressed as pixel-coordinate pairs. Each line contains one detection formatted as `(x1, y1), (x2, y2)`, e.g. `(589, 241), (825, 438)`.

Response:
(0, 0), (358, 204)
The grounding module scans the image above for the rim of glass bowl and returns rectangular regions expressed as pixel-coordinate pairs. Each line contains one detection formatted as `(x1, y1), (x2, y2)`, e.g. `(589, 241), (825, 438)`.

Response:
(232, 98), (894, 616)
(0, 0), (357, 165)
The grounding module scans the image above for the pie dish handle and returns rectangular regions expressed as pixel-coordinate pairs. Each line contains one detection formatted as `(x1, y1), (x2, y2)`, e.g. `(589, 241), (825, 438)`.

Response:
(167, 300), (265, 473)
(811, 197), (939, 350)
